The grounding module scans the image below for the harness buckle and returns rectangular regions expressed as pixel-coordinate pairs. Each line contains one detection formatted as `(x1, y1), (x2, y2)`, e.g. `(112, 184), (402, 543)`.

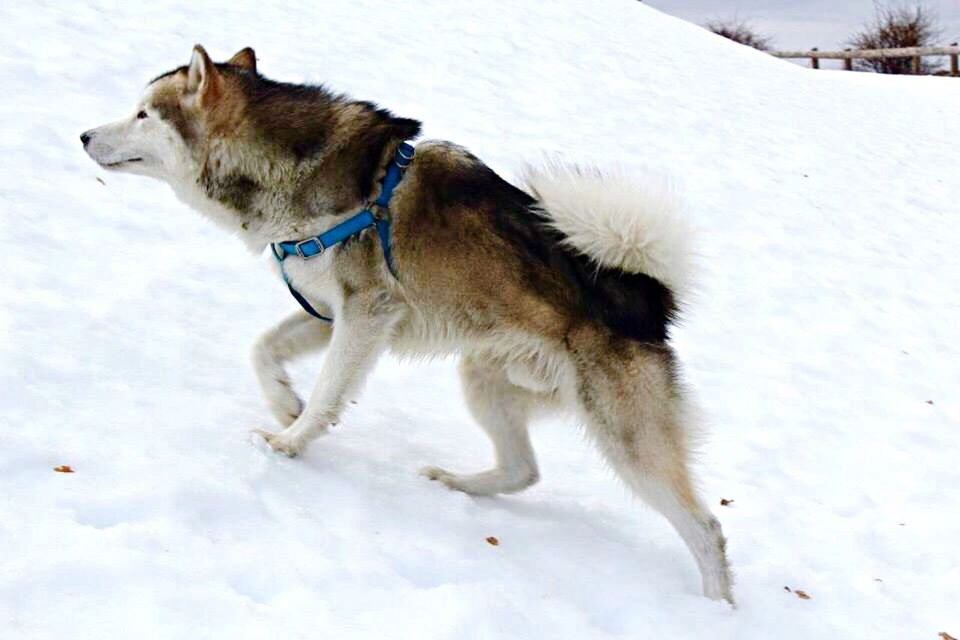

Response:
(295, 237), (325, 259)
(396, 144), (415, 168)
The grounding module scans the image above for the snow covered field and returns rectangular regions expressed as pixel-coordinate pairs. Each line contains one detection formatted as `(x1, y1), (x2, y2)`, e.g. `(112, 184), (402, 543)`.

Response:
(1, 1), (958, 638)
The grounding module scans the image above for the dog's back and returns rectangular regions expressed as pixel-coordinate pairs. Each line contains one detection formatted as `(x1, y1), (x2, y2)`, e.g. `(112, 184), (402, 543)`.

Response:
(388, 141), (684, 346)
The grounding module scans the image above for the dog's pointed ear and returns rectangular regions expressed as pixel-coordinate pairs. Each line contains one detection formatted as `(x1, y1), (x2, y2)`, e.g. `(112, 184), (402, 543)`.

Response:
(186, 44), (220, 102)
(227, 47), (257, 73)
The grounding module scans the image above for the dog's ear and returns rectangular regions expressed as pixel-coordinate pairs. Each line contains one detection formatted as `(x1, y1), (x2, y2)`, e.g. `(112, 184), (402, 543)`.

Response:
(227, 47), (257, 73)
(186, 44), (221, 103)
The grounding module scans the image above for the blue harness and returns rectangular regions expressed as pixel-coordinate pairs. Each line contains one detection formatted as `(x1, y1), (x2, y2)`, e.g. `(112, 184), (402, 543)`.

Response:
(271, 142), (414, 322)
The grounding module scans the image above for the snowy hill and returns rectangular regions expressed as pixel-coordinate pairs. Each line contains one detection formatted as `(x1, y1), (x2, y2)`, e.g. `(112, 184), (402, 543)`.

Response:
(1, 1), (959, 638)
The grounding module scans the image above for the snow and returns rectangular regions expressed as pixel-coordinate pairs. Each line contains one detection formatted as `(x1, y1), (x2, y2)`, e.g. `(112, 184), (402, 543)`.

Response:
(1, 1), (959, 638)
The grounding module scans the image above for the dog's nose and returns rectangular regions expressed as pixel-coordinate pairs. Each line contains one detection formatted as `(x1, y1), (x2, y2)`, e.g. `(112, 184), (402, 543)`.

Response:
(80, 131), (92, 146)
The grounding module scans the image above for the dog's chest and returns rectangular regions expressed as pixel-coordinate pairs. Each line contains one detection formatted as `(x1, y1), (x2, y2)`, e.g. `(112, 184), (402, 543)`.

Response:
(272, 250), (344, 314)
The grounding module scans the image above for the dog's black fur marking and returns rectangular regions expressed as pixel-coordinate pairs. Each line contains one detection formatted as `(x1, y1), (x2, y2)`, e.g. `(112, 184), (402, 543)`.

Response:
(422, 153), (677, 343)
(200, 169), (261, 214)
(345, 117), (423, 204)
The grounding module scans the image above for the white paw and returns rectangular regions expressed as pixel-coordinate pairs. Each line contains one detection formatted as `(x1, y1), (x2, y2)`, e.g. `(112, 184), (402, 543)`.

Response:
(253, 429), (305, 458)
(419, 465), (483, 493)
(419, 465), (459, 486)
(419, 465), (537, 496)
(419, 466), (493, 495)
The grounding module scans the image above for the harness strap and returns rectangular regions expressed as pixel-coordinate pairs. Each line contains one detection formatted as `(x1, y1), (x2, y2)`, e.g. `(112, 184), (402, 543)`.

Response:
(271, 142), (414, 323)
(271, 243), (334, 322)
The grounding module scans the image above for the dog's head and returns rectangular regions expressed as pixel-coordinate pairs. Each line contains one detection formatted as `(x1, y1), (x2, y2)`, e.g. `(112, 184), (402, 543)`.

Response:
(82, 45), (420, 241)
(81, 45), (257, 182)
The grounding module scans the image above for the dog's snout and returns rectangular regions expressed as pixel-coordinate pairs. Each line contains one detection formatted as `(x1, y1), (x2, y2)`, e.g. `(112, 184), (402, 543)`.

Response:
(80, 131), (92, 146)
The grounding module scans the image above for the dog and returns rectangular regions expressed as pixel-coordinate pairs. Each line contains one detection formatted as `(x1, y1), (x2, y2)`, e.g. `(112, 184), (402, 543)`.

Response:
(81, 45), (734, 604)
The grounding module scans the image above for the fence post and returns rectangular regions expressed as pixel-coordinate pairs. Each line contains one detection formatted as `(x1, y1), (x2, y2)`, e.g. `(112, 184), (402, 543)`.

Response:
(951, 43), (959, 77)
(810, 47), (819, 69)
(843, 48), (853, 71)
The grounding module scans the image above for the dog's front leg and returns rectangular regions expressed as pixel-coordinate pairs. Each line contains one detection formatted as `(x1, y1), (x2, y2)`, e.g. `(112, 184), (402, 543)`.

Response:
(255, 292), (397, 457)
(253, 309), (334, 427)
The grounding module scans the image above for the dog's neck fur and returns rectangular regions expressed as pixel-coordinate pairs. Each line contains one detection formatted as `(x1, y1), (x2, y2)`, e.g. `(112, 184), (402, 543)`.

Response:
(171, 83), (420, 252)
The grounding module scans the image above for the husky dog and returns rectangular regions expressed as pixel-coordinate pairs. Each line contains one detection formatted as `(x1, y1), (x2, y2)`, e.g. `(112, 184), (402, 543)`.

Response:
(82, 46), (733, 603)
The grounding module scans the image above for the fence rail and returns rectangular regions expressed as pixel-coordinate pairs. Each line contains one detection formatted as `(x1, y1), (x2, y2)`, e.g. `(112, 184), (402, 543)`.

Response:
(771, 44), (959, 75)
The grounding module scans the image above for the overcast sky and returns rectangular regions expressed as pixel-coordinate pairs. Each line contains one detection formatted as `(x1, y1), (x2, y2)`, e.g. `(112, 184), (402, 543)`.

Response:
(644, 0), (960, 51)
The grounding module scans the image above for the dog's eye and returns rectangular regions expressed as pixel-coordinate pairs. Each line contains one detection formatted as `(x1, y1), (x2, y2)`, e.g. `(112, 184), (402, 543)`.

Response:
(137, 110), (148, 119)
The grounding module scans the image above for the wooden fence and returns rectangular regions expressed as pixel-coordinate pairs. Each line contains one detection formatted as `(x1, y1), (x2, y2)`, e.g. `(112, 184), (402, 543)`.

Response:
(771, 44), (960, 75)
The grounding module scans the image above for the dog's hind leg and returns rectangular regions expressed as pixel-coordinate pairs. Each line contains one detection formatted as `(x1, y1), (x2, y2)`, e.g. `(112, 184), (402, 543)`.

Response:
(421, 354), (540, 496)
(569, 334), (734, 604)
(253, 309), (333, 427)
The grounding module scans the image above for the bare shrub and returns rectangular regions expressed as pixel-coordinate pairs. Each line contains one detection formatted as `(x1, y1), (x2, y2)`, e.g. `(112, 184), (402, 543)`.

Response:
(706, 19), (773, 52)
(848, 2), (943, 74)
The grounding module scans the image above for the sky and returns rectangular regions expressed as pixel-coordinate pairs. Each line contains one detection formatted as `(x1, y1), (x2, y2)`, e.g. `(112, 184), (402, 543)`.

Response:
(644, 0), (960, 52)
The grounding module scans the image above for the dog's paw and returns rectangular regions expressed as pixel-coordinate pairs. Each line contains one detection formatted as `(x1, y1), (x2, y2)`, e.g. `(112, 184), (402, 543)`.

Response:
(419, 466), (476, 493)
(253, 429), (304, 458)
(419, 465), (450, 482)
(420, 465), (538, 496)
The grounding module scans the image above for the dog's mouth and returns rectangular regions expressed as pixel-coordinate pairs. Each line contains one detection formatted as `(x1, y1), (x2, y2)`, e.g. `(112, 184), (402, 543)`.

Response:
(101, 157), (143, 168)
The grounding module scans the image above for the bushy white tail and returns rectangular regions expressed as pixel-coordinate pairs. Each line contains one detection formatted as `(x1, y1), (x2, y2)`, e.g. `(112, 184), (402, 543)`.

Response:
(521, 162), (693, 297)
